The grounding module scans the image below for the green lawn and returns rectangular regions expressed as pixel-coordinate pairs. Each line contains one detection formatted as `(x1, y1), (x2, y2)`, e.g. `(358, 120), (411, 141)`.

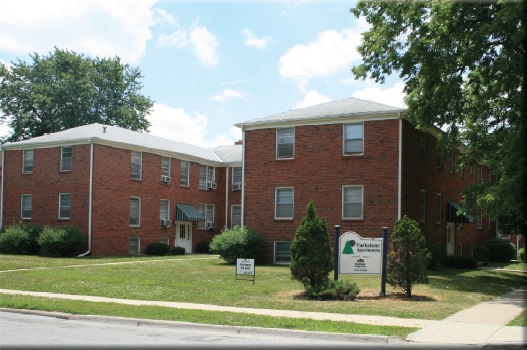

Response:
(1, 254), (525, 321)
(486, 261), (527, 271)
(507, 309), (527, 327)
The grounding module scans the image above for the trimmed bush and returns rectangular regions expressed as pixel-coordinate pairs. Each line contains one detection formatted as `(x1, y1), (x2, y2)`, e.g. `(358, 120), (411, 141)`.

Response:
(146, 242), (171, 256)
(474, 245), (490, 264)
(38, 225), (85, 257)
(519, 247), (525, 262)
(305, 280), (360, 301)
(485, 237), (515, 262)
(171, 246), (186, 255)
(196, 240), (211, 254)
(426, 244), (441, 270)
(444, 255), (457, 269)
(0, 224), (30, 254)
(444, 255), (478, 269)
(209, 226), (265, 264)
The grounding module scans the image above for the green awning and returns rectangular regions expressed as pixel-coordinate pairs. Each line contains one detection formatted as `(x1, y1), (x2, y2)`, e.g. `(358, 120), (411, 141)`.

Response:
(176, 204), (205, 222)
(447, 201), (474, 223)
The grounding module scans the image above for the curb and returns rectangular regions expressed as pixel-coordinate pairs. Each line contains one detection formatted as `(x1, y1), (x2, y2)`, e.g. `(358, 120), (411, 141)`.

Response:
(0, 307), (71, 320)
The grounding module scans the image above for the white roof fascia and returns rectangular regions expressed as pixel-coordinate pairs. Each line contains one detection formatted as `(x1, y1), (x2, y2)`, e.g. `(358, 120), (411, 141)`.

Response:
(0, 138), (92, 151)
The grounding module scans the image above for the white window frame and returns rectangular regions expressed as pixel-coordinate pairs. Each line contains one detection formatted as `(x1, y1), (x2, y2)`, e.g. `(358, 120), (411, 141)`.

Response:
(198, 203), (214, 230)
(23, 149), (34, 173)
(161, 156), (171, 178)
(231, 205), (241, 227)
(58, 193), (71, 219)
(160, 199), (170, 222)
(420, 190), (427, 223)
(476, 209), (482, 229)
(131, 151), (142, 180)
(199, 165), (215, 189)
(470, 243), (476, 258)
(274, 241), (292, 264)
(343, 123), (364, 155)
(180, 160), (190, 187)
(276, 128), (295, 159)
(449, 151), (454, 174)
(275, 187), (294, 220)
(60, 146), (72, 171)
(159, 237), (169, 245)
(130, 197), (141, 227)
(21, 194), (32, 219)
(436, 194), (442, 224)
(458, 243), (463, 257)
(420, 131), (427, 162)
(469, 165), (473, 175)
(129, 237), (140, 255)
(232, 167), (242, 190)
(342, 185), (364, 220)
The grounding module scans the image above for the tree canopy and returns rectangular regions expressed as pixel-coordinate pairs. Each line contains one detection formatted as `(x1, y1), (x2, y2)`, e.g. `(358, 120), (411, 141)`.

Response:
(0, 48), (153, 143)
(351, 1), (526, 235)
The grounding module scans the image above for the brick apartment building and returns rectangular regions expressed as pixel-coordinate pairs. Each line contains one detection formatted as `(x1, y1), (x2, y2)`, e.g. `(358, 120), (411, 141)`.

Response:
(0, 97), (519, 262)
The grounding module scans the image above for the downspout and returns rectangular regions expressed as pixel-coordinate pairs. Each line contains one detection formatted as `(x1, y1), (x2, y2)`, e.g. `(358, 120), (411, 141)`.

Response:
(241, 127), (246, 228)
(78, 140), (94, 257)
(0, 149), (4, 231)
(398, 113), (402, 220)
(225, 166), (229, 228)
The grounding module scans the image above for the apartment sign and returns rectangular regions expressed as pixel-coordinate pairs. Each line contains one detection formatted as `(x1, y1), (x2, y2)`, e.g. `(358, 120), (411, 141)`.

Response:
(339, 232), (383, 275)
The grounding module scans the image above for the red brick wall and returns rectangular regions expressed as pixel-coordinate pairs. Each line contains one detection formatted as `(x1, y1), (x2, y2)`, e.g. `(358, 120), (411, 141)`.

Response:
(243, 120), (400, 262)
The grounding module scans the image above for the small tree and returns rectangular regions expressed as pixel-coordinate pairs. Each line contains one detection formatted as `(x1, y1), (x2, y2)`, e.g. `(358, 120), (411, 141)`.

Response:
(290, 201), (333, 289)
(387, 215), (431, 297)
(209, 226), (265, 264)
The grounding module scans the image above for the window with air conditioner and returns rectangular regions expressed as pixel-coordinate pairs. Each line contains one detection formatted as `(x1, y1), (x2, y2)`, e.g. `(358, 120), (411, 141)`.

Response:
(160, 199), (169, 227)
(232, 167), (242, 190)
(231, 205), (241, 227)
(198, 204), (214, 230)
(199, 165), (215, 190)
(161, 156), (171, 182)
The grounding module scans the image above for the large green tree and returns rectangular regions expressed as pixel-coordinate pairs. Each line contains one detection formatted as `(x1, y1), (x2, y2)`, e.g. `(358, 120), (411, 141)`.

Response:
(0, 48), (153, 142)
(351, 1), (526, 235)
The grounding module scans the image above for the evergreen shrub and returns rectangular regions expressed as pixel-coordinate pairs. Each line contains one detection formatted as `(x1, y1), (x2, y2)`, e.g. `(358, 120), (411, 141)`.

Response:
(305, 280), (360, 301)
(22, 223), (42, 255)
(171, 246), (186, 255)
(426, 244), (441, 270)
(519, 247), (525, 262)
(485, 237), (515, 262)
(196, 240), (211, 254)
(0, 224), (30, 254)
(146, 242), (171, 256)
(38, 225), (84, 257)
(474, 245), (490, 264)
(209, 226), (265, 264)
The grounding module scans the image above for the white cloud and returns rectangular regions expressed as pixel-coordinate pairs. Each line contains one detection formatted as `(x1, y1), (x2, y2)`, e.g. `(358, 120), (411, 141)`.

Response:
(211, 89), (246, 102)
(351, 82), (407, 109)
(152, 8), (177, 26)
(296, 90), (331, 109)
(158, 29), (189, 49)
(0, 0), (157, 64)
(241, 28), (272, 50)
(190, 25), (220, 68)
(0, 59), (12, 70)
(147, 103), (236, 148)
(279, 19), (369, 90)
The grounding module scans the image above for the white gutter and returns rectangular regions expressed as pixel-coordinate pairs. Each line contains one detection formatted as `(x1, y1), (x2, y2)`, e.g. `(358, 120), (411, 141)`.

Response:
(398, 113), (402, 220)
(225, 166), (229, 228)
(0, 149), (4, 231)
(241, 127), (246, 228)
(78, 140), (94, 257)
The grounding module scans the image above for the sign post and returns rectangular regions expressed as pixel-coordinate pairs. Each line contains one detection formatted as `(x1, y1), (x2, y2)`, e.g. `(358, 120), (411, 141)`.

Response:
(380, 227), (388, 296)
(334, 225), (340, 281)
(235, 258), (255, 284)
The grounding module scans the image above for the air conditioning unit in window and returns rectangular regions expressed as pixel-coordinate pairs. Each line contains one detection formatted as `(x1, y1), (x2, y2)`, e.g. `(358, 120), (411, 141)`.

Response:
(206, 222), (217, 230)
(160, 219), (167, 227)
(161, 175), (171, 183)
(165, 220), (172, 228)
(206, 181), (217, 190)
(232, 183), (242, 191)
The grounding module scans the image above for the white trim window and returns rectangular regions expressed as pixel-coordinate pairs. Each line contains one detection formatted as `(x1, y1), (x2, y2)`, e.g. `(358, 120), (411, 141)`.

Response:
(231, 205), (241, 227)
(469, 165), (473, 175)
(420, 190), (427, 223)
(476, 209), (482, 229)
(275, 188), (293, 219)
(131, 151), (142, 180)
(180, 160), (189, 186)
(458, 243), (463, 257)
(342, 185), (363, 219)
(420, 131), (427, 162)
(274, 241), (292, 264)
(477, 164), (482, 182)
(198, 204), (214, 230)
(276, 128), (294, 159)
(344, 124), (364, 154)
(21, 194), (32, 219)
(161, 156), (171, 178)
(61, 146), (72, 171)
(449, 151), (454, 174)
(199, 165), (215, 189)
(436, 194), (442, 224)
(130, 197), (141, 226)
(129, 237), (140, 255)
(160, 199), (169, 222)
(23, 149), (34, 173)
(59, 193), (71, 219)
(232, 167), (242, 190)
(159, 237), (169, 245)
(470, 243), (476, 257)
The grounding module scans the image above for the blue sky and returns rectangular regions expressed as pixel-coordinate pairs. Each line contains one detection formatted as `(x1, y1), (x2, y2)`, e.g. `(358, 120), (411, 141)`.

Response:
(0, 0), (405, 148)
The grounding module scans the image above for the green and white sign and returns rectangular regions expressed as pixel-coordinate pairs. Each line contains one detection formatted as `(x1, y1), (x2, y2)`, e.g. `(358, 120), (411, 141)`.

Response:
(339, 231), (383, 275)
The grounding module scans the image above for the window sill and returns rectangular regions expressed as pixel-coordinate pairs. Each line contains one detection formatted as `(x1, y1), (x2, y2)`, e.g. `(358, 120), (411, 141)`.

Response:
(343, 153), (364, 157)
(58, 218), (70, 220)
(180, 184), (190, 188)
(21, 217), (31, 220)
(276, 157), (294, 161)
(274, 218), (293, 221)
(129, 225), (141, 228)
(342, 217), (364, 221)
(22, 172), (33, 175)
(131, 178), (142, 182)
(60, 170), (72, 173)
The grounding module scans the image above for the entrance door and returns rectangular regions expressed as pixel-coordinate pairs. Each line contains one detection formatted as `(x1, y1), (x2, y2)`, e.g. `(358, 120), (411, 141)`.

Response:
(446, 223), (455, 256)
(175, 222), (192, 253)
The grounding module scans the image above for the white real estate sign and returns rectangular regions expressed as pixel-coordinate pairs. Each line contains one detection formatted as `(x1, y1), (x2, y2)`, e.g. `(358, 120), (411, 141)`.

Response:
(339, 231), (383, 275)
(236, 259), (255, 276)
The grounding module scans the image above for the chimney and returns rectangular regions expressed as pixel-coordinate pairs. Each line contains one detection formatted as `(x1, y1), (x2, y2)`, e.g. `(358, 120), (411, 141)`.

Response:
(103, 126), (107, 133)
(235, 140), (243, 145)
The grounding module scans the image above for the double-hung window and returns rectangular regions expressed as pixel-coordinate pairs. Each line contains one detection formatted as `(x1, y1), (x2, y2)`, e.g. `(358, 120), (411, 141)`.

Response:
(232, 167), (242, 190)
(23, 150), (33, 173)
(161, 157), (171, 180)
(420, 131), (427, 162)
(59, 193), (71, 219)
(344, 124), (364, 154)
(436, 194), (442, 224)
(180, 160), (189, 186)
(231, 205), (241, 227)
(130, 197), (141, 226)
(449, 151), (454, 174)
(342, 186), (363, 219)
(275, 188), (293, 219)
(276, 128), (294, 159)
(199, 165), (215, 189)
(131, 151), (142, 180)
(198, 204), (214, 230)
(420, 190), (427, 223)
(61, 147), (72, 171)
(21, 194), (32, 219)
(477, 164), (482, 182)
(160, 199), (169, 222)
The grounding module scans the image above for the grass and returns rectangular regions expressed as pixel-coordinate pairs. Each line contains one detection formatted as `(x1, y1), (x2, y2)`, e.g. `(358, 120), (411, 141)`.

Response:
(1, 255), (525, 321)
(0, 294), (417, 338)
(486, 261), (526, 271)
(507, 310), (527, 327)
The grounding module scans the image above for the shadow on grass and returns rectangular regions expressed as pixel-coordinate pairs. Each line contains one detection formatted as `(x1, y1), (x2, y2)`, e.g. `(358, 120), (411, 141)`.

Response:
(428, 269), (526, 295)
